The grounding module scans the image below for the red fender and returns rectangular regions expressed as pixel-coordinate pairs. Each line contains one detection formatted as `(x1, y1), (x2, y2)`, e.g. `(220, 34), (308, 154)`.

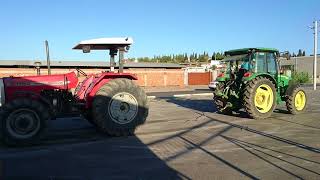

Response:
(80, 72), (138, 108)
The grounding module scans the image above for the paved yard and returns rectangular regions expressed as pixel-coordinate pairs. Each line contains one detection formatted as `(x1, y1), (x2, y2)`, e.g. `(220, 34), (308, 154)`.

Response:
(0, 89), (319, 180)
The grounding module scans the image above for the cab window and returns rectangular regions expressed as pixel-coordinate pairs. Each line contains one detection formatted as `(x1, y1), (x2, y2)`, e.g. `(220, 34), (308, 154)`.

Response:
(255, 52), (266, 73)
(267, 53), (277, 74)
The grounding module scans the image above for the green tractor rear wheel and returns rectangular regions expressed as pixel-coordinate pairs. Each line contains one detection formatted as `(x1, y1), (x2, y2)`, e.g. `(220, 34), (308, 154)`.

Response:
(243, 77), (276, 119)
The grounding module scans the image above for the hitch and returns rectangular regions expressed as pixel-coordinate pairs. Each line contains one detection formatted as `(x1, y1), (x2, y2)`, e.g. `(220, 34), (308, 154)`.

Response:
(220, 102), (233, 111)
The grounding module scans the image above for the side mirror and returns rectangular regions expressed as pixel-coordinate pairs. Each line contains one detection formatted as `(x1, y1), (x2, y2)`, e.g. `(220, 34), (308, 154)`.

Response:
(125, 45), (130, 52)
(285, 53), (291, 60)
(82, 45), (91, 53)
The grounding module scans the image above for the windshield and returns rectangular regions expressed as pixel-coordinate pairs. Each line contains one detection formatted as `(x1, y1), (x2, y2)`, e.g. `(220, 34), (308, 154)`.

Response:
(222, 54), (249, 62)
(221, 54), (250, 74)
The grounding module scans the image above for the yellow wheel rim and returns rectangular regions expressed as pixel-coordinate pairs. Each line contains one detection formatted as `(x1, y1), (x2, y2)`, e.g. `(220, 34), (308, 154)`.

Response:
(254, 84), (274, 113)
(294, 91), (306, 111)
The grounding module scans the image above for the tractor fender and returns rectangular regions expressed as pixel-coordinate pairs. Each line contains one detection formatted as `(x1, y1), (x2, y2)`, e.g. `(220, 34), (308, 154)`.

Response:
(285, 83), (300, 97)
(85, 73), (138, 108)
(252, 74), (277, 87)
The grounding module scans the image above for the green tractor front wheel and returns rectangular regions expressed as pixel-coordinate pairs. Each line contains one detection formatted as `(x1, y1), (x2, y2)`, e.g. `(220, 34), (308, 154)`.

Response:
(213, 82), (233, 115)
(243, 77), (276, 119)
(286, 86), (307, 114)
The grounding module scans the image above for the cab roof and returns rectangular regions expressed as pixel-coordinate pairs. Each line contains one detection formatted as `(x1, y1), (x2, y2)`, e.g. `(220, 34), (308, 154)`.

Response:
(73, 37), (133, 50)
(225, 48), (279, 56)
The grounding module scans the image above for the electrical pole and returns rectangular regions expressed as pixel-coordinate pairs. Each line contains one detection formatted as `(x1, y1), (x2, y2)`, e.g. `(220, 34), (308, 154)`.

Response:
(310, 20), (319, 90)
(313, 21), (318, 90)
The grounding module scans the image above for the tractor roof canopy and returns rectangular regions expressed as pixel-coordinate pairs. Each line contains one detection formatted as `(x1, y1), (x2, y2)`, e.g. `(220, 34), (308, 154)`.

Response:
(222, 54), (248, 62)
(73, 37), (133, 51)
(225, 48), (279, 56)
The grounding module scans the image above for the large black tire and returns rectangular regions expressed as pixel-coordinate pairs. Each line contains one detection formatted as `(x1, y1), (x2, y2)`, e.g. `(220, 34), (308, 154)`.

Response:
(213, 82), (232, 115)
(213, 97), (232, 115)
(92, 78), (148, 136)
(82, 111), (98, 127)
(243, 77), (276, 119)
(285, 86), (307, 114)
(0, 98), (49, 146)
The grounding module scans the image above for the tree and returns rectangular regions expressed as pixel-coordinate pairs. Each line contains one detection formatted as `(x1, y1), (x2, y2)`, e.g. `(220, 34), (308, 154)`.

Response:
(302, 50), (306, 56)
(216, 52), (224, 60)
(212, 52), (216, 60)
(137, 57), (151, 62)
(184, 53), (188, 62)
(297, 49), (302, 57)
(292, 52), (296, 57)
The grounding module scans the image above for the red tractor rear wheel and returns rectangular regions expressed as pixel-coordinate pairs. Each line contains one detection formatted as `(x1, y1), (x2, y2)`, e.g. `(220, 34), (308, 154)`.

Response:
(92, 78), (148, 136)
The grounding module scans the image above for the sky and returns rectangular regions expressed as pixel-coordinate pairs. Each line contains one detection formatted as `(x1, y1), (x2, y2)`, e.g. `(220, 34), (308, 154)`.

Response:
(0, 0), (319, 61)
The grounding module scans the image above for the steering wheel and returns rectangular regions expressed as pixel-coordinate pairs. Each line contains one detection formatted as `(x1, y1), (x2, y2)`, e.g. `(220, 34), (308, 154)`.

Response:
(76, 68), (87, 77)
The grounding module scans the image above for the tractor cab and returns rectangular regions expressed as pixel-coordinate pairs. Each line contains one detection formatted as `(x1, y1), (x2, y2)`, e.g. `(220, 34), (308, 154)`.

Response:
(217, 48), (280, 82)
(73, 37), (133, 73)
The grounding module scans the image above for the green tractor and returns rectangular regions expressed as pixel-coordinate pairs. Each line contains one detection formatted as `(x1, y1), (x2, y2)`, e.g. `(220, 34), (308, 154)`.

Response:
(213, 48), (307, 119)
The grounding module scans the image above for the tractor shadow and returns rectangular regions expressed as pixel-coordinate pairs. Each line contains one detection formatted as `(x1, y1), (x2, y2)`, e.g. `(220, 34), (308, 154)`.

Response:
(0, 118), (189, 180)
(161, 97), (252, 118)
(162, 97), (217, 113)
(161, 96), (299, 119)
(0, 97), (188, 180)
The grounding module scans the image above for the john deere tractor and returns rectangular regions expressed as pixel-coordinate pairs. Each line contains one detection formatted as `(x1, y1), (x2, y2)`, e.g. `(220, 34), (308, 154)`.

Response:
(213, 48), (307, 119)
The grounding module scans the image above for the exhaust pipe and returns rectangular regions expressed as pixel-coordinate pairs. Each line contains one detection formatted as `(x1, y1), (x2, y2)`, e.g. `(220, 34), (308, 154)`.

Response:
(45, 40), (51, 75)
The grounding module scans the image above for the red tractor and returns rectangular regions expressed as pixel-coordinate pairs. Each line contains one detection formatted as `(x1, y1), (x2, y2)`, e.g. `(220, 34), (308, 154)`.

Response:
(0, 37), (149, 146)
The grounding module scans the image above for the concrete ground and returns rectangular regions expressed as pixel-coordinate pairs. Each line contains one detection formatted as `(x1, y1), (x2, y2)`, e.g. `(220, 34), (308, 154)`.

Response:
(0, 88), (319, 180)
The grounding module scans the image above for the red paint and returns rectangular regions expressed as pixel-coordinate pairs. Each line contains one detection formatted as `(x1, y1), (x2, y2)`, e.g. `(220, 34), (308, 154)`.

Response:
(4, 72), (78, 102)
(243, 72), (251, 77)
(217, 73), (224, 77)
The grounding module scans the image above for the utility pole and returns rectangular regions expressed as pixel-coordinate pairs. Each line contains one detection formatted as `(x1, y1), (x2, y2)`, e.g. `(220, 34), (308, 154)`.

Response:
(310, 20), (319, 90)
(313, 21), (318, 90)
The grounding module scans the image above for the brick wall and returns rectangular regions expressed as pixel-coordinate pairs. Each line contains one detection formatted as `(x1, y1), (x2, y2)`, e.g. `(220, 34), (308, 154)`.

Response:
(0, 67), (185, 87)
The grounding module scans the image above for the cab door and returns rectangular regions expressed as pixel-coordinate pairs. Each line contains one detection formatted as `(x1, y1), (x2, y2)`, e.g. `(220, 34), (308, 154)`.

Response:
(266, 52), (278, 77)
(254, 51), (278, 85)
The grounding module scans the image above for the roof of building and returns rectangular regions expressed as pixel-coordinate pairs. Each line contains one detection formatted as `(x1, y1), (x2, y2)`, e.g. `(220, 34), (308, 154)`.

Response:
(280, 56), (319, 65)
(0, 60), (185, 69)
(225, 48), (279, 56)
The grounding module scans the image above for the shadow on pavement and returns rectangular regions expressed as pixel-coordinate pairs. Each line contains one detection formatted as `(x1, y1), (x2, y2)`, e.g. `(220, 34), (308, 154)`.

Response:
(152, 99), (320, 178)
(0, 118), (189, 180)
(222, 135), (320, 178)
(163, 97), (217, 113)
(147, 117), (260, 179)
(272, 116), (320, 130)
